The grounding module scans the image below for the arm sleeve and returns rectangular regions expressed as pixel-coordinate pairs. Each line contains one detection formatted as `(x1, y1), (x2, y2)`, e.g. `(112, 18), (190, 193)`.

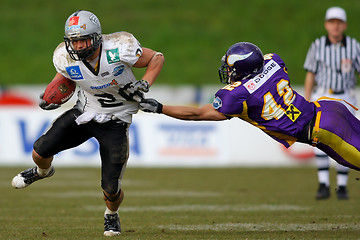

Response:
(353, 39), (360, 74)
(53, 42), (71, 79)
(119, 33), (142, 66)
(304, 42), (317, 73)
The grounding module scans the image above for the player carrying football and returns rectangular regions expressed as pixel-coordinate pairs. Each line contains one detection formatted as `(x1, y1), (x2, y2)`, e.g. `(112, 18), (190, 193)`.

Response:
(11, 10), (164, 236)
(140, 42), (360, 171)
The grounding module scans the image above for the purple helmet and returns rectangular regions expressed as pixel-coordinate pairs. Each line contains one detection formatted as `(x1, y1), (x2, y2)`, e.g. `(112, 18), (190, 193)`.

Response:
(219, 42), (264, 84)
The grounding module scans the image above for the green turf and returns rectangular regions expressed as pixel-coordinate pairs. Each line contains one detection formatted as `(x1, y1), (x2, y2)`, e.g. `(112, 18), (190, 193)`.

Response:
(1, 0), (360, 86)
(1, 167), (360, 239)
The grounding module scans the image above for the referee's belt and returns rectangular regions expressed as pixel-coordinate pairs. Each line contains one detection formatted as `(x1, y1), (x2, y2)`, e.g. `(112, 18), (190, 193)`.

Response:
(328, 89), (345, 95)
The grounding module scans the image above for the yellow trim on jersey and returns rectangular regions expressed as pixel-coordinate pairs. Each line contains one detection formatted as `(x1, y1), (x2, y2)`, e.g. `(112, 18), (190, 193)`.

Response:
(316, 96), (358, 111)
(226, 101), (296, 146)
(314, 111), (322, 132)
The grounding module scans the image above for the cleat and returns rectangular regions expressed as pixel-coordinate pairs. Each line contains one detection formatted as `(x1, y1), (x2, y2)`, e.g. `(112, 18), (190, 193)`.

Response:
(104, 213), (121, 236)
(316, 183), (330, 200)
(11, 166), (55, 189)
(336, 186), (349, 200)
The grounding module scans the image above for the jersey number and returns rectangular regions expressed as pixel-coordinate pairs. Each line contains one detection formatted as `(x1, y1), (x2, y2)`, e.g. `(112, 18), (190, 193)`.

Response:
(94, 83), (142, 108)
(261, 79), (294, 120)
(95, 93), (123, 108)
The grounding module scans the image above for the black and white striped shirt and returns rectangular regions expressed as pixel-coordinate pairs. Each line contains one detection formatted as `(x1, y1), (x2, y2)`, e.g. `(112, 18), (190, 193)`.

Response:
(304, 35), (360, 93)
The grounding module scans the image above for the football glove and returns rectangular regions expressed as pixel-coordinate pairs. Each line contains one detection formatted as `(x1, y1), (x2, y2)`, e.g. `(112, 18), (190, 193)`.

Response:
(139, 98), (163, 113)
(38, 93), (60, 110)
(130, 80), (150, 93)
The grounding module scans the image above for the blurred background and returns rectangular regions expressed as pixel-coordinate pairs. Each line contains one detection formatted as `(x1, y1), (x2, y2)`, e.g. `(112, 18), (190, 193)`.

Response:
(1, 0), (360, 86)
(1, 0), (360, 167)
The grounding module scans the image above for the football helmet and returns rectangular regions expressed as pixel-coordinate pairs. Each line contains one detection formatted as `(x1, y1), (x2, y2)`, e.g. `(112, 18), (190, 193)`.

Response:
(64, 10), (102, 61)
(219, 42), (264, 84)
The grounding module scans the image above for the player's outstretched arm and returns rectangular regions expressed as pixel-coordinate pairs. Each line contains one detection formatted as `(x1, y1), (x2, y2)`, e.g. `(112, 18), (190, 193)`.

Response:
(140, 98), (227, 121)
(163, 104), (227, 121)
(133, 48), (165, 86)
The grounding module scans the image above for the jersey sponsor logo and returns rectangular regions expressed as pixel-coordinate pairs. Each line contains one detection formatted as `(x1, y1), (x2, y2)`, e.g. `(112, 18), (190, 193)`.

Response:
(101, 71), (110, 77)
(90, 79), (119, 89)
(227, 52), (253, 66)
(212, 96), (222, 109)
(244, 60), (280, 94)
(66, 66), (84, 80)
(112, 65), (125, 76)
(245, 81), (256, 91)
(285, 104), (301, 122)
(106, 49), (120, 64)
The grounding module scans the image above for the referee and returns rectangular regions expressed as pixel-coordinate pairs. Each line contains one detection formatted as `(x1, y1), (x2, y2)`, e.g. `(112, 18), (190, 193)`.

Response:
(304, 6), (360, 200)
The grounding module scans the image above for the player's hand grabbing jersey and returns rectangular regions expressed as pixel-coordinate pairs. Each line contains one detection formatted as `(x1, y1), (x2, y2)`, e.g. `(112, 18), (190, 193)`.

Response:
(53, 31), (142, 123)
(213, 53), (315, 147)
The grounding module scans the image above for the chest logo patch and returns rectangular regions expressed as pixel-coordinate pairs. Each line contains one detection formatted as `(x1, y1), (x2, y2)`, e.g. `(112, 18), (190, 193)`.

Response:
(65, 66), (84, 80)
(285, 104), (301, 122)
(106, 48), (120, 64)
(112, 65), (125, 76)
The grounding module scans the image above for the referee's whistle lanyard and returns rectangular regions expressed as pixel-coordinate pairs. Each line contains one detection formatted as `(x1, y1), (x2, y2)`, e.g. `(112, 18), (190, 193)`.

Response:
(310, 97), (358, 146)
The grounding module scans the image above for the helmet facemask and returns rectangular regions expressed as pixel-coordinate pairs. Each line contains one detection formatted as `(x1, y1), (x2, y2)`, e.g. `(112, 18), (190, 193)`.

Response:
(218, 55), (244, 84)
(64, 33), (102, 61)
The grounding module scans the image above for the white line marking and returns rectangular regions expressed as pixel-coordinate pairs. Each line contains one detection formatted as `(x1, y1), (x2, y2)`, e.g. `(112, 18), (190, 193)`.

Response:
(84, 204), (309, 212)
(159, 222), (360, 231)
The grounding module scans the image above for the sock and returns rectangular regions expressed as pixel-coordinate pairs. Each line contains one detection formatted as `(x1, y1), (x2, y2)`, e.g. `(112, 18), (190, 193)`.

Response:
(318, 170), (330, 186)
(105, 207), (118, 216)
(336, 164), (349, 187)
(37, 166), (52, 176)
(316, 154), (330, 186)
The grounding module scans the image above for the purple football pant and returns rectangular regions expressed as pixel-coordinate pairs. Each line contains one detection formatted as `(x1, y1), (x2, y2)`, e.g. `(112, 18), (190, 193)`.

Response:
(312, 100), (360, 171)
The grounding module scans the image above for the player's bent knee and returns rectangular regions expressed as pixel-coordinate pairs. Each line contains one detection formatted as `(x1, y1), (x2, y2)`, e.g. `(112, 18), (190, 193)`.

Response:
(103, 190), (122, 202)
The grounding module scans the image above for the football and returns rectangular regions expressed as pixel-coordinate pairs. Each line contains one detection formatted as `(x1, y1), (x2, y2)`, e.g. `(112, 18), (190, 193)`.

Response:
(43, 76), (76, 105)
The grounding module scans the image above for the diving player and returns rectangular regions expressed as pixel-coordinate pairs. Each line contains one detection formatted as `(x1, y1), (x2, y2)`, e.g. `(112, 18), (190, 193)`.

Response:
(140, 42), (360, 172)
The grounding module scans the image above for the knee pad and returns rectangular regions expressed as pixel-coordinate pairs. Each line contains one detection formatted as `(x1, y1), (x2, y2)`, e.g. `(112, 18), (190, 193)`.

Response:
(103, 190), (121, 202)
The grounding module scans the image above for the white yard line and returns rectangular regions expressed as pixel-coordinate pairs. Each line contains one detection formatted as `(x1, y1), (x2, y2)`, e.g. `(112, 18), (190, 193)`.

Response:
(159, 222), (360, 231)
(84, 204), (309, 212)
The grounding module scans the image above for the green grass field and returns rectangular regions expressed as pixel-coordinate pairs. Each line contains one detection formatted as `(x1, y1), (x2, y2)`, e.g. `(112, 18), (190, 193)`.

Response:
(1, 167), (360, 239)
(2, 0), (360, 86)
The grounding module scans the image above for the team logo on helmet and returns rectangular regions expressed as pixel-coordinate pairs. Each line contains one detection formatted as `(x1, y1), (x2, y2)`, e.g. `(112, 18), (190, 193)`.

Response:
(227, 52), (253, 66)
(69, 16), (79, 26)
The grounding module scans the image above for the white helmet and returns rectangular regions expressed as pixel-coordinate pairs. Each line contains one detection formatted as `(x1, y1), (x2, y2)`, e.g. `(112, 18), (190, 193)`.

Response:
(64, 10), (102, 61)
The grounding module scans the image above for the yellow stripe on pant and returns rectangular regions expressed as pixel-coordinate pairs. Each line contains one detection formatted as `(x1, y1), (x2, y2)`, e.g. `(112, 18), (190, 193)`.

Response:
(311, 127), (360, 169)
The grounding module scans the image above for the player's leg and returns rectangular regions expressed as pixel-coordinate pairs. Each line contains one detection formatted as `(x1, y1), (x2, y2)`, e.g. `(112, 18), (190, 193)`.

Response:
(336, 163), (349, 199)
(92, 119), (129, 236)
(314, 148), (331, 200)
(12, 108), (92, 189)
(312, 100), (360, 171)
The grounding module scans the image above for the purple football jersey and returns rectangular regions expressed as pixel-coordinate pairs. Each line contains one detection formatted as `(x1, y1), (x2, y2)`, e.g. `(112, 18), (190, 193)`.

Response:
(213, 53), (315, 148)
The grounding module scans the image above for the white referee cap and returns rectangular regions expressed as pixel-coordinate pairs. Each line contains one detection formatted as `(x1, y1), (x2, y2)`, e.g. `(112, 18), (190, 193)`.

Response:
(325, 7), (347, 22)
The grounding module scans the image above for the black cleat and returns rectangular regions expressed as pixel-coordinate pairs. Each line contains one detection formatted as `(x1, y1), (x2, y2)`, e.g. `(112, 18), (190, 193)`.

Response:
(11, 166), (55, 189)
(336, 186), (349, 200)
(316, 183), (330, 200)
(104, 213), (121, 236)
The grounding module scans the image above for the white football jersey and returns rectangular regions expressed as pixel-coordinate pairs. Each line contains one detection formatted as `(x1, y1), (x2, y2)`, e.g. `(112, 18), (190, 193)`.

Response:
(53, 31), (143, 123)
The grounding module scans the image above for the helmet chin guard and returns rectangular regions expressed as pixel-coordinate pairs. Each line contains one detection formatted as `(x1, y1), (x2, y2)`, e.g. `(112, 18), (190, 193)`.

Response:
(219, 42), (264, 84)
(64, 10), (102, 61)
